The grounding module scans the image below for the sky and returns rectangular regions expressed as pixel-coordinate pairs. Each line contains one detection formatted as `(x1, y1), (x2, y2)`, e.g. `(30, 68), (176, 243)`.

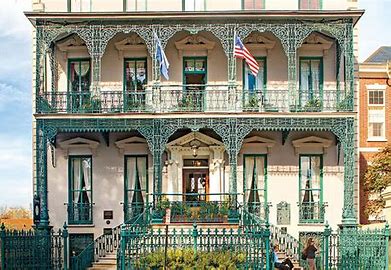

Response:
(0, 0), (390, 208)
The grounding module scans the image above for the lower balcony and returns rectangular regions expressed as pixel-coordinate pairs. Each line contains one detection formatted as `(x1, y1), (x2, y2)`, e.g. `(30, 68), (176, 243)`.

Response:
(37, 85), (352, 114)
(67, 202), (93, 225)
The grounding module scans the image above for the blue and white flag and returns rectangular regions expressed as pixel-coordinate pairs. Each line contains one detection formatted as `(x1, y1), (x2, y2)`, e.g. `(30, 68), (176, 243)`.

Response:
(154, 32), (170, 80)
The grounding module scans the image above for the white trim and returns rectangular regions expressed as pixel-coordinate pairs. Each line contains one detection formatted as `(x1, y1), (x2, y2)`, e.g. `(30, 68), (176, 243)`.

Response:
(367, 138), (388, 142)
(359, 147), (382, 152)
(366, 84), (387, 90)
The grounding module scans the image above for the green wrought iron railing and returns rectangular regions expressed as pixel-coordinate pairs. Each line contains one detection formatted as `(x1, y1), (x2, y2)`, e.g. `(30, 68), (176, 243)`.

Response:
(0, 223), (68, 270)
(67, 202), (93, 225)
(37, 86), (354, 114)
(243, 202), (271, 224)
(119, 208), (270, 269)
(298, 202), (326, 224)
(151, 193), (240, 224)
(269, 224), (301, 261)
(72, 204), (151, 270)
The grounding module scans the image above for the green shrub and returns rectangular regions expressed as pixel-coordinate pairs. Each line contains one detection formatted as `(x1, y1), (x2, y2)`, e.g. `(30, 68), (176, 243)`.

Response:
(134, 248), (246, 269)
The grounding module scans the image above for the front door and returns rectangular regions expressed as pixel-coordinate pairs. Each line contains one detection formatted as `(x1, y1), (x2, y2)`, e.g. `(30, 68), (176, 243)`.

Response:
(183, 169), (209, 202)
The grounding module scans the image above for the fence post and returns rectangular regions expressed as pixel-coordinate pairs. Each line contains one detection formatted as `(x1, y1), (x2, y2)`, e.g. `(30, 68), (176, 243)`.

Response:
(323, 223), (331, 270)
(1, 223), (5, 270)
(120, 224), (126, 270)
(265, 223), (271, 270)
(192, 223), (198, 254)
(62, 222), (69, 270)
(385, 223), (389, 269)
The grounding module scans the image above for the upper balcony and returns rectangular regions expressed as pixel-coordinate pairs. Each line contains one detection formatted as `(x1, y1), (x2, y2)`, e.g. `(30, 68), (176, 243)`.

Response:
(28, 10), (362, 115)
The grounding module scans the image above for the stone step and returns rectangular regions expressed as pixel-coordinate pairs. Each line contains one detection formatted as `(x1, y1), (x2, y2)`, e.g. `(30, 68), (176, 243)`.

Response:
(87, 253), (117, 270)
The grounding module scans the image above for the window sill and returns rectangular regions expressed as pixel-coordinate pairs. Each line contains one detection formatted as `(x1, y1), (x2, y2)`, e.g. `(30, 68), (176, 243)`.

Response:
(298, 222), (325, 227)
(367, 138), (387, 142)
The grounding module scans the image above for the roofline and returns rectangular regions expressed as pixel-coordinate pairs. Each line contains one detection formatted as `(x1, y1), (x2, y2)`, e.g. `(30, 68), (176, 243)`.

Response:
(25, 9), (364, 26)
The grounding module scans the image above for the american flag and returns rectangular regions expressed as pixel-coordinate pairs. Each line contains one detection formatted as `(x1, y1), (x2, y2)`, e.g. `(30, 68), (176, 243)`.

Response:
(234, 36), (259, 76)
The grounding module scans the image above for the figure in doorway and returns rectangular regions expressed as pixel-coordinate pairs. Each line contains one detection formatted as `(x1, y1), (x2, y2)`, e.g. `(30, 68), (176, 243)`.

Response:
(303, 238), (318, 270)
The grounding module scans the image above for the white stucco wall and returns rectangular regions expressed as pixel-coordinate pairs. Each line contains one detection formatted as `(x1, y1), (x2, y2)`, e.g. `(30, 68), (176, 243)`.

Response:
(54, 30), (339, 95)
(47, 131), (344, 239)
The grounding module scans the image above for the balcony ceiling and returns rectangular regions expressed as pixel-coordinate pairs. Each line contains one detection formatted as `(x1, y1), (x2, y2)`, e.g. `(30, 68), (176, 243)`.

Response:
(25, 10), (364, 27)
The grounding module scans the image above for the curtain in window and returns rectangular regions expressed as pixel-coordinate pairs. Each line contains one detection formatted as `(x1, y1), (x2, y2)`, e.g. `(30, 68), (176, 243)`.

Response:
(300, 59), (321, 102)
(126, 157), (136, 207)
(255, 157), (265, 202)
(245, 157), (255, 203)
(82, 159), (91, 204)
(136, 157), (147, 202)
(300, 61), (311, 93)
(245, 60), (265, 92)
(72, 159), (81, 205)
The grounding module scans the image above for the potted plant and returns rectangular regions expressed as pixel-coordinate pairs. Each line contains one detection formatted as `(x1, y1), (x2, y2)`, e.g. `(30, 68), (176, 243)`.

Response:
(244, 94), (260, 112)
(303, 98), (322, 112)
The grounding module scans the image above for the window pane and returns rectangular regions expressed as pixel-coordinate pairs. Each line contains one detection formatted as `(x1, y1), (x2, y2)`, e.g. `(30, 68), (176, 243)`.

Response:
(368, 90), (384, 105)
(126, 0), (146, 11)
(136, 60), (147, 90)
(125, 61), (136, 91)
(184, 0), (204, 11)
(184, 59), (195, 72)
(195, 59), (206, 72)
(300, 156), (321, 203)
(244, 59), (266, 90)
(71, 0), (91, 12)
(69, 60), (90, 92)
(299, 0), (320, 9)
(244, 0), (264, 9)
(69, 157), (92, 223)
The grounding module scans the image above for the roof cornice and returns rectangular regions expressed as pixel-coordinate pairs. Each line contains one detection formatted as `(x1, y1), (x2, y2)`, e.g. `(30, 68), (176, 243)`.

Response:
(25, 9), (364, 26)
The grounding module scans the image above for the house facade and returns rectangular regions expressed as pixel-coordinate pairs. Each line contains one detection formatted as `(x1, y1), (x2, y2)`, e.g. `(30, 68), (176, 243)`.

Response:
(27, 0), (363, 267)
(359, 47), (391, 224)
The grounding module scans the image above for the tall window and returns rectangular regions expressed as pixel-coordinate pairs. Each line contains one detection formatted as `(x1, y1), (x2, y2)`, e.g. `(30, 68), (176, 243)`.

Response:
(182, 57), (207, 111)
(68, 156), (92, 224)
(368, 90), (385, 140)
(183, 0), (205, 11)
(243, 58), (266, 92)
(124, 58), (147, 111)
(68, 59), (91, 112)
(243, 58), (266, 111)
(299, 57), (323, 107)
(299, 155), (323, 223)
(68, 0), (92, 12)
(125, 156), (148, 222)
(299, 0), (321, 9)
(244, 155), (267, 219)
(124, 0), (147, 11)
(242, 0), (265, 9)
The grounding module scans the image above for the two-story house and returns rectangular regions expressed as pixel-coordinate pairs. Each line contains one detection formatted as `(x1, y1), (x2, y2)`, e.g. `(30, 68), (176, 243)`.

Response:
(26, 0), (363, 268)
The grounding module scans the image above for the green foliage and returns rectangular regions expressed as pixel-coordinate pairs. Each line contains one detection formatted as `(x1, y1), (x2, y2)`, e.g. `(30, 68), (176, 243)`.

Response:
(364, 145), (391, 218)
(134, 248), (246, 270)
(303, 98), (322, 112)
(81, 97), (101, 113)
(245, 95), (260, 111)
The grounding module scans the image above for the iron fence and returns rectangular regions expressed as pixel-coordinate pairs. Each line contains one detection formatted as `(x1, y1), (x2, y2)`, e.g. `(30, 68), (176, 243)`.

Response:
(0, 223), (68, 270)
(120, 209), (269, 269)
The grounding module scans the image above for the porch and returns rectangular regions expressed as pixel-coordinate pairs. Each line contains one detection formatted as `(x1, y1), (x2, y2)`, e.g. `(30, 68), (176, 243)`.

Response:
(37, 86), (347, 114)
